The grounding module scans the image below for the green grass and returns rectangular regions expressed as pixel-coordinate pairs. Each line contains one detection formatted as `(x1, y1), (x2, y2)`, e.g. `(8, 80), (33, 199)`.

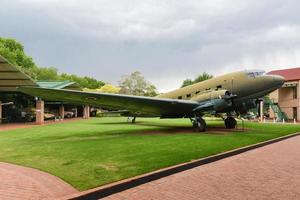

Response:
(0, 117), (299, 190)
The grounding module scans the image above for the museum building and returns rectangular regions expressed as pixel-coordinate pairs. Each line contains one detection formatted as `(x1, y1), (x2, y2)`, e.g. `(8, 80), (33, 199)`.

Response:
(268, 67), (300, 121)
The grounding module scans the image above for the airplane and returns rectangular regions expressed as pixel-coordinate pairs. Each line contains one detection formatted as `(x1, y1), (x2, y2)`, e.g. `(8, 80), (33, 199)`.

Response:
(18, 69), (284, 132)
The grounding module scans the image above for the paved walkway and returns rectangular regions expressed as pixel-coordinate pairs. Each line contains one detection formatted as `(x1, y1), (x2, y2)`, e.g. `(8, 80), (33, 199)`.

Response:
(105, 135), (300, 200)
(0, 118), (83, 132)
(0, 162), (77, 200)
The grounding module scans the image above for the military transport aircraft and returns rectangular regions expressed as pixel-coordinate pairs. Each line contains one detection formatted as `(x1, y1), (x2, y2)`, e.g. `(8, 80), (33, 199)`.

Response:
(18, 70), (284, 132)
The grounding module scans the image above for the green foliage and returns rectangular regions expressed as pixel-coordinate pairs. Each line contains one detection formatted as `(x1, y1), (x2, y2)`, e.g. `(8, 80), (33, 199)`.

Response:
(59, 73), (104, 89)
(83, 84), (120, 93)
(36, 67), (60, 81)
(0, 37), (105, 89)
(0, 38), (38, 79)
(181, 79), (193, 88)
(181, 72), (213, 87)
(119, 71), (158, 96)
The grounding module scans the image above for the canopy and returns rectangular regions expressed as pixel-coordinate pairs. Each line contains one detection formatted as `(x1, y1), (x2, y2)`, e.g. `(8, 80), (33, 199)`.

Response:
(0, 55), (38, 92)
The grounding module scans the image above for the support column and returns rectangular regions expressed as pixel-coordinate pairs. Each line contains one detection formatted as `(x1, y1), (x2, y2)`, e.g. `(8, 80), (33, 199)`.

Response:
(83, 105), (90, 119)
(74, 107), (78, 118)
(36, 99), (44, 125)
(59, 105), (64, 119)
(260, 100), (264, 122)
(297, 106), (300, 122)
(0, 101), (2, 124)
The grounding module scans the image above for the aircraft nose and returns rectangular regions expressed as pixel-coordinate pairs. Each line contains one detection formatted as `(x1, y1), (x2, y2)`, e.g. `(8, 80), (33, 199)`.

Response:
(272, 75), (285, 87)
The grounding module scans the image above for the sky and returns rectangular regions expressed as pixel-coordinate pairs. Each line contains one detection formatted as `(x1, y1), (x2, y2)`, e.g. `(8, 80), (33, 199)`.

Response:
(1, 0), (300, 92)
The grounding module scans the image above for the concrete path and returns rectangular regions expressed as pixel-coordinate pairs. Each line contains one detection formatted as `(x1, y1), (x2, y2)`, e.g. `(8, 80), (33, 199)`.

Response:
(0, 162), (77, 200)
(105, 135), (300, 200)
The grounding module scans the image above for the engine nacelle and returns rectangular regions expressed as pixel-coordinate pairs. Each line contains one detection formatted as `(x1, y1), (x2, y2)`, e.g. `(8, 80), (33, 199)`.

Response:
(192, 89), (234, 112)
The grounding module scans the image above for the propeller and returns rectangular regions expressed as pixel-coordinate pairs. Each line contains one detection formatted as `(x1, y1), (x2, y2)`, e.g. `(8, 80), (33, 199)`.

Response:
(223, 91), (237, 106)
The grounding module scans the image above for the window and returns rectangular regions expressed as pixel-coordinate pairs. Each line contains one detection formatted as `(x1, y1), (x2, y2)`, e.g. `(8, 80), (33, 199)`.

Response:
(186, 94), (191, 98)
(195, 91), (200, 94)
(255, 71), (265, 76)
(293, 87), (297, 99)
(216, 85), (222, 89)
(178, 96), (182, 99)
(246, 70), (265, 78)
(246, 72), (255, 78)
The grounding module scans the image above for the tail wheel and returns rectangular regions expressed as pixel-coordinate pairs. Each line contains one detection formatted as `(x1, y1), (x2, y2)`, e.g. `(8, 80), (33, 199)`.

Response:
(225, 117), (237, 129)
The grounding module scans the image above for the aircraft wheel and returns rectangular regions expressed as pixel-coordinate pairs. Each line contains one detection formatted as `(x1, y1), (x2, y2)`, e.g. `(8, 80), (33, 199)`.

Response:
(193, 117), (206, 132)
(224, 117), (237, 129)
(132, 116), (136, 124)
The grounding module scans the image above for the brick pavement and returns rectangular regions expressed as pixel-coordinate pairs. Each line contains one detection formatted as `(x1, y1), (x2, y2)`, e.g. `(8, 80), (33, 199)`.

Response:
(104, 135), (300, 200)
(0, 118), (83, 132)
(0, 162), (77, 200)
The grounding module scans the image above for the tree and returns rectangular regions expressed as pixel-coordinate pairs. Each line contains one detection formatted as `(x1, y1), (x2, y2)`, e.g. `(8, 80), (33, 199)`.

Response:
(59, 73), (105, 89)
(181, 72), (213, 87)
(194, 72), (213, 83)
(98, 84), (120, 93)
(0, 37), (106, 89)
(84, 84), (120, 93)
(181, 79), (193, 88)
(36, 67), (60, 80)
(0, 38), (38, 78)
(118, 71), (158, 96)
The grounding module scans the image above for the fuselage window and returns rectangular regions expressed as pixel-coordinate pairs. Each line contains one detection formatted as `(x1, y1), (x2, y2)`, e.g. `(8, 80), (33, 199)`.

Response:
(178, 96), (182, 99)
(195, 91), (200, 94)
(216, 85), (222, 89)
(255, 71), (265, 77)
(186, 94), (191, 98)
(205, 88), (210, 90)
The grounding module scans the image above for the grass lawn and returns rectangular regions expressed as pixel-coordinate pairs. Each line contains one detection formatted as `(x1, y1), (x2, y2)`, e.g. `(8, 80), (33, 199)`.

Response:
(0, 117), (299, 190)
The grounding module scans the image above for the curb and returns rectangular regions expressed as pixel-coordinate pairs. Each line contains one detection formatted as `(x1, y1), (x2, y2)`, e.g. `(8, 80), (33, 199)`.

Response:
(67, 132), (300, 200)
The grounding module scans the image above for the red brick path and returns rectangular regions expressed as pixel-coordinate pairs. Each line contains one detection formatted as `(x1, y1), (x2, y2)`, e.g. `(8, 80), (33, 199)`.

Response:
(104, 135), (300, 200)
(0, 118), (83, 132)
(0, 162), (77, 200)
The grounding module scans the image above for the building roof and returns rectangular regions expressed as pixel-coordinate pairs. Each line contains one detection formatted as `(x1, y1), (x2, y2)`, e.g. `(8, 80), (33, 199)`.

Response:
(0, 55), (38, 92)
(37, 81), (82, 90)
(268, 67), (300, 81)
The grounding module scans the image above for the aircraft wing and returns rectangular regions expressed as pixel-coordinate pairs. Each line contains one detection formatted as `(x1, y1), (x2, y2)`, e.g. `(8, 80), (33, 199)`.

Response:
(18, 87), (203, 117)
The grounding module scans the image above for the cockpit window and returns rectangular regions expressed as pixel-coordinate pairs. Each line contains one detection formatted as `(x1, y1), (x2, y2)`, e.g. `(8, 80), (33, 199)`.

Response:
(246, 70), (265, 78)
(247, 72), (255, 78)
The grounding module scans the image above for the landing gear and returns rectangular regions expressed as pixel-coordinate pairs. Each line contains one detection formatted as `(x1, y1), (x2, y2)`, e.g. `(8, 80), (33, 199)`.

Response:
(127, 116), (136, 123)
(224, 116), (237, 129)
(132, 116), (136, 124)
(191, 117), (206, 132)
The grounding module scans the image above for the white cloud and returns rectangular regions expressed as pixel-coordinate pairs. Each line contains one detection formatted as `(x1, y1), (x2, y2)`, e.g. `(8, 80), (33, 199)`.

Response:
(16, 0), (249, 41)
(3, 0), (300, 91)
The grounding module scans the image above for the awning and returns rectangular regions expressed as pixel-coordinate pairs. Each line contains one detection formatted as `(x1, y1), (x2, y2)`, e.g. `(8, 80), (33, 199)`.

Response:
(282, 81), (298, 88)
(0, 55), (38, 92)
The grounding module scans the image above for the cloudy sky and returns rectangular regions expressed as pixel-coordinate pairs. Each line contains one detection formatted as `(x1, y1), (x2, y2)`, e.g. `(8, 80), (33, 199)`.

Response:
(1, 0), (300, 91)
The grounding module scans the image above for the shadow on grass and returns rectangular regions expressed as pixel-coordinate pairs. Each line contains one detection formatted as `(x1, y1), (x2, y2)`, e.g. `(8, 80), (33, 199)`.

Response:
(22, 119), (248, 144)
(43, 126), (245, 143)
(90, 120), (190, 129)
